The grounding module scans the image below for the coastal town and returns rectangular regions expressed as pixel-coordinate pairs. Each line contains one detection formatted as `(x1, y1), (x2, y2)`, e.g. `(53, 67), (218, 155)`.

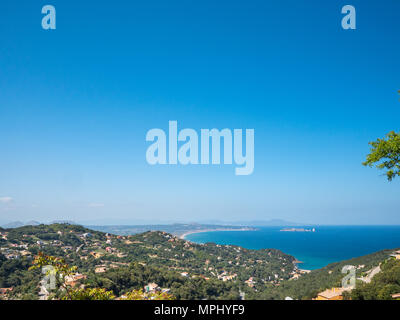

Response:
(1, 224), (399, 300)
(0, 224), (301, 300)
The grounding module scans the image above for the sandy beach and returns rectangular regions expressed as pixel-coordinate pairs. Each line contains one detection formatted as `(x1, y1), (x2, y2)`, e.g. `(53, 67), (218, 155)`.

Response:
(179, 227), (254, 240)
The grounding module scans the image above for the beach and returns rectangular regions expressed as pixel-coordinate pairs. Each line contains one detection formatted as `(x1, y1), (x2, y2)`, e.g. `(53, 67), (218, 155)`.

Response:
(179, 227), (254, 240)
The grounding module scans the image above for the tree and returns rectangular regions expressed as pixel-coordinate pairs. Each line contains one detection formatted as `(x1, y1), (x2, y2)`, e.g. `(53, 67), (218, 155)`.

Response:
(363, 131), (400, 181)
(29, 252), (175, 300)
(63, 287), (115, 300)
(121, 289), (175, 300)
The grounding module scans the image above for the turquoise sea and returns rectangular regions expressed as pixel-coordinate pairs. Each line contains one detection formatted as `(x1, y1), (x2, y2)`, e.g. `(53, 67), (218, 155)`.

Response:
(185, 226), (400, 270)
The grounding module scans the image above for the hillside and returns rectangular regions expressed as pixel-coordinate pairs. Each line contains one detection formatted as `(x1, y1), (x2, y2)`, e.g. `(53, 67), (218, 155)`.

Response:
(350, 257), (400, 300)
(1, 223), (399, 300)
(0, 223), (297, 299)
(254, 248), (398, 300)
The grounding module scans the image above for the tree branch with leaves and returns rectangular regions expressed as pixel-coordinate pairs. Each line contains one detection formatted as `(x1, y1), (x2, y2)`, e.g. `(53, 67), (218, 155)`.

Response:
(363, 131), (400, 181)
(29, 252), (175, 300)
(363, 91), (400, 181)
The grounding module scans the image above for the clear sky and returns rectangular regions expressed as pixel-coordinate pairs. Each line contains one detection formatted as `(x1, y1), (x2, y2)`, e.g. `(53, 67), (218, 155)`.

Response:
(1, 0), (399, 225)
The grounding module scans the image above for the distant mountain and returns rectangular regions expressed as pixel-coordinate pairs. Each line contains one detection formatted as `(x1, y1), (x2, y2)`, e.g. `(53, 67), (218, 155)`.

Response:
(25, 220), (41, 226)
(199, 219), (306, 227)
(51, 220), (77, 225)
(2, 221), (25, 228)
(2, 220), (41, 228)
(243, 219), (306, 226)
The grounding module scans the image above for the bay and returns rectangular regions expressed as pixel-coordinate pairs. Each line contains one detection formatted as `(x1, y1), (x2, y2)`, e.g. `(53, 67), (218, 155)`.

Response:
(185, 226), (400, 270)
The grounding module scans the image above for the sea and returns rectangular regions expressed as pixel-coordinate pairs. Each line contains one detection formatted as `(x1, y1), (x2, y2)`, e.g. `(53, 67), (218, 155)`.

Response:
(185, 226), (400, 270)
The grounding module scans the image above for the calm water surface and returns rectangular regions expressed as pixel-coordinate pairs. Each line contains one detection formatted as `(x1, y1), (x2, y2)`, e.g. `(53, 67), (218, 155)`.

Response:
(185, 226), (400, 270)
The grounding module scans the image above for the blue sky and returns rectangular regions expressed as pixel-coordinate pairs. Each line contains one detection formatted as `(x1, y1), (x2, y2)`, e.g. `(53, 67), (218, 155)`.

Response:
(0, 0), (399, 225)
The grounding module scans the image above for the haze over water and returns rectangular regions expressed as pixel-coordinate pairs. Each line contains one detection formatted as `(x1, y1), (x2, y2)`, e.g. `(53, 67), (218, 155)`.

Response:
(185, 226), (400, 270)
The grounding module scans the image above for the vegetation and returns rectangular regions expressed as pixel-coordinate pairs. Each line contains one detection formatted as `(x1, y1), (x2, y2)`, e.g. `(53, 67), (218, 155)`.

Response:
(0, 223), (295, 300)
(256, 249), (394, 300)
(363, 90), (400, 181)
(87, 262), (240, 300)
(1, 223), (399, 300)
(349, 258), (400, 300)
(363, 131), (400, 181)
(28, 252), (175, 300)
(0, 254), (40, 299)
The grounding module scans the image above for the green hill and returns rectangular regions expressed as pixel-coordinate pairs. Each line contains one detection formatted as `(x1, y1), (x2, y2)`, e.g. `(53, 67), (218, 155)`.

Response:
(0, 223), (398, 300)
(254, 249), (398, 300)
(0, 223), (296, 299)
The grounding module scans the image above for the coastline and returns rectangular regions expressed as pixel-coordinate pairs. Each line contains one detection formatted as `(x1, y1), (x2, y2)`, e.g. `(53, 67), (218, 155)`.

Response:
(179, 228), (254, 240)
(181, 228), (312, 272)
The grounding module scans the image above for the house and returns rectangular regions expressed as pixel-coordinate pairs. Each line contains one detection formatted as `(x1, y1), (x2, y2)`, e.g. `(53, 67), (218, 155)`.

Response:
(245, 277), (256, 288)
(0, 287), (13, 296)
(65, 274), (87, 287)
(20, 250), (31, 256)
(95, 266), (107, 273)
(390, 251), (400, 260)
(221, 274), (237, 281)
(81, 233), (92, 238)
(90, 251), (104, 259)
(290, 273), (300, 280)
(144, 283), (159, 293)
(314, 287), (348, 300)
(391, 293), (400, 300)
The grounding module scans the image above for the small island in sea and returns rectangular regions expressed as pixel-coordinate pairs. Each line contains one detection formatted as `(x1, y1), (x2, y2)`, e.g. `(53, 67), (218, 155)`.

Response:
(280, 227), (316, 232)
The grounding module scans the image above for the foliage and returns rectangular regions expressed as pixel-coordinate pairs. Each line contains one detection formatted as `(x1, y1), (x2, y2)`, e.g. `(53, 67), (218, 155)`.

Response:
(29, 253), (176, 300)
(350, 258), (400, 300)
(121, 289), (175, 300)
(3, 223), (399, 300)
(86, 262), (237, 300)
(255, 249), (395, 300)
(30, 252), (78, 300)
(30, 251), (77, 276)
(0, 255), (40, 299)
(62, 287), (115, 300)
(363, 131), (400, 181)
